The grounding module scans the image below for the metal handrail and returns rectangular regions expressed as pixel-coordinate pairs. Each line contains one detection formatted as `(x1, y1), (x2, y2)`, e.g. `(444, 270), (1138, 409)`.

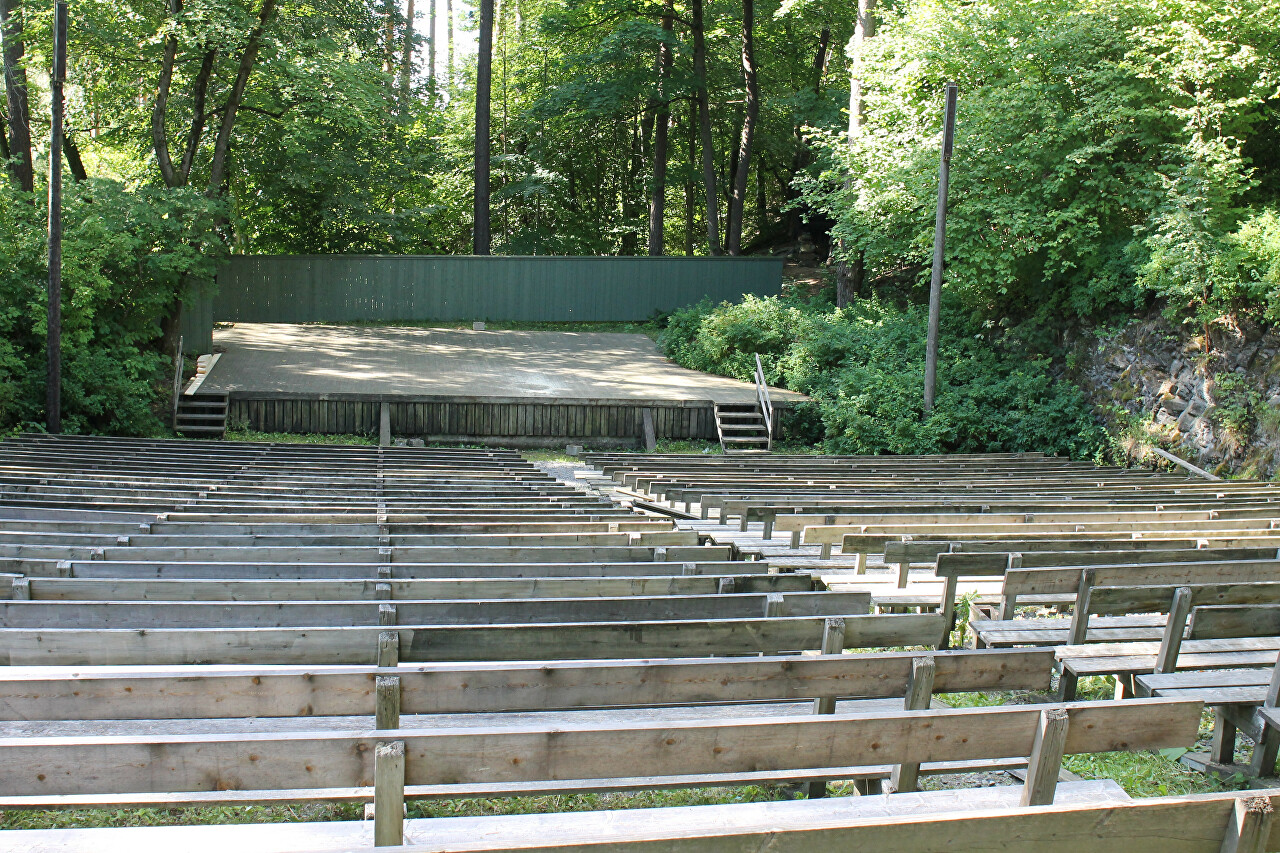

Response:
(754, 353), (774, 450)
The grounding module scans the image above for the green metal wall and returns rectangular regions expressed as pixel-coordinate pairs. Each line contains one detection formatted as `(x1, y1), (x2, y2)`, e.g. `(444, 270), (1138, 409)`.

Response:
(206, 254), (783, 327)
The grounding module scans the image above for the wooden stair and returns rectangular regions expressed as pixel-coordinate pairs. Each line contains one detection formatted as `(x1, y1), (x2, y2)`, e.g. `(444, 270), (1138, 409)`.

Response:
(175, 392), (229, 437)
(714, 403), (771, 454)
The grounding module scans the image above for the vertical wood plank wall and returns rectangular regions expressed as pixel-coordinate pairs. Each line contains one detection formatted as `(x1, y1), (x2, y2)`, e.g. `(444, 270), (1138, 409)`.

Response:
(226, 399), (732, 442)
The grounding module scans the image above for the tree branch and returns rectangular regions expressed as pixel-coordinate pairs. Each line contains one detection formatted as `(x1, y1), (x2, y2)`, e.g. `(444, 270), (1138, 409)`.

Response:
(152, 0), (183, 188)
(179, 47), (216, 183)
(207, 0), (278, 196)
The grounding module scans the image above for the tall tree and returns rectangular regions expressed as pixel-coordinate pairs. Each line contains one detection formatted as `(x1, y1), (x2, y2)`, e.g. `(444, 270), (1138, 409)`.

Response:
(475, 0), (494, 254)
(446, 0), (454, 82)
(647, 1), (674, 256)
(428, 0), (437, 91)
(690, 0), (721, 254)
(399, 0), (416, 109)
(206, 0), (278, 196)
(725, 0), (759, 255)
(834, 0), (875, 307)
(0, 0), (33, 192)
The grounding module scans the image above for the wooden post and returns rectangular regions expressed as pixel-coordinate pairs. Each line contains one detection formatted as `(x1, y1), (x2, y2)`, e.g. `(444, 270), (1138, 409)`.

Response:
(889, 656), (936, 793)
(172, 335), (184, 429)
(45, 1), (69, 434)
(1154, 587), (1193, 674)
(805, 617), (845, 799)
(376, 675), (401, 730)
(922, 82), (957, 414)
(373, 740), (406, 847)
(1248, 664), (1280, 776)
(473, 0), (494, 254)
(11, 578), (30, 600)
(1220, 796), (1274, 853)
(379, 603), (397, 626)
(763, 593), (783, 617)
(1020, 708), (1070, 806)
(641, 408), (657, 452)
(377, 631), (399, 668)
(938, 573), (959, 650)
(896, 559), (910, 588)
(379, 402), (391, 446)
(1066, 568), (1095, 647)
(717, 577), (737, 595)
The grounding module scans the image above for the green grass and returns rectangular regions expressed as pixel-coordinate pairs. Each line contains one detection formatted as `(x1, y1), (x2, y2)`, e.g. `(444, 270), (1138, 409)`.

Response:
(222, 429), (377, 446)
(0, 788), (797, 830)
(939, 686), (1243, 799)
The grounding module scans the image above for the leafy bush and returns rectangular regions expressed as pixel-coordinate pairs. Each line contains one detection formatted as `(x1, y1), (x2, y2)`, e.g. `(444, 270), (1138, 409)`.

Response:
(661, 294), (1107, 458)
(0, 180), (224, 434)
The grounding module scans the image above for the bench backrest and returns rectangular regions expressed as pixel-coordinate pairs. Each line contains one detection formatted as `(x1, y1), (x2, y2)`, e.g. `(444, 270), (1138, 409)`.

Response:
(0, 699), (1202, 808)
(0, 591), (873, 629)
(0, 647), (1056, 721)
(0, 611), (947, 665)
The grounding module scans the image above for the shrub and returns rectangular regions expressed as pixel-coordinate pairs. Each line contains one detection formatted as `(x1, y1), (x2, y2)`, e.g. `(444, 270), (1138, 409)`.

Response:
(661, 294), (1107, 458)
(0, 180), (224, 434)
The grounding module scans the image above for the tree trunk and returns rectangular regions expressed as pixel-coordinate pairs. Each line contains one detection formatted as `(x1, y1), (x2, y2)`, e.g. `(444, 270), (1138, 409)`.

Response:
(786, 26), (829, 239)
(399, 0), (415, 109)
(383, 0), (397, 75)
(207, 0), (278, 197)
(1, 0), (34, 192)
(474, 0), (494, 254)
(428, 0), (437, 91)
(446, 0), (454, 83)
(690, 0), (721, 255)
(646, 2), (674, 256)
(180, 49), (217, 183)
(725, 0), (758, 256)
(63, 131), (87, 181)
(835, 0), (876, 308)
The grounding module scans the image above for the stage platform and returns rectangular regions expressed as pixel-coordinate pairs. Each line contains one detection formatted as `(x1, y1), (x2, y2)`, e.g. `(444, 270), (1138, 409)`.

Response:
(201, 324), (804, 446)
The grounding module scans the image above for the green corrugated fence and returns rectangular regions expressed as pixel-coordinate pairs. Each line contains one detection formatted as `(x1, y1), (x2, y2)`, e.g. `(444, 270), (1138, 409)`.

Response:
(180, 255), (785, 353)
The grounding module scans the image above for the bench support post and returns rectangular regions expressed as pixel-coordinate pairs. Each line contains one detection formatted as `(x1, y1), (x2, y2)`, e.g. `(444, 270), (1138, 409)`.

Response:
(1154, 587), (1193, 675)
(1066, 568), (1095, 648)
(1020, 708), (1070, 807)
(1249, 663), (1280, 776)
(889, 656), (937, 794)
(376, 675), (402, 731)
(377, 631), (399, 668)
(938, 574), (958, 650)
(1220, 796), (1275, 853)
(804, 617), (846, 799)
(373, 740), (405, 847)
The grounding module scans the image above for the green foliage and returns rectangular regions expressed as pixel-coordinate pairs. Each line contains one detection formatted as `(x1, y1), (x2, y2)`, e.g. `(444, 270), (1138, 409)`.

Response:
(0, 180), (224, 434)
(662, 294), (1107, 457)
(797, 0), (1280, 328)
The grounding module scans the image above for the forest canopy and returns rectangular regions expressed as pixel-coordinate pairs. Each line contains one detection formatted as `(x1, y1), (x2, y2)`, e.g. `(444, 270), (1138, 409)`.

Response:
(2, 0), (1278, 446)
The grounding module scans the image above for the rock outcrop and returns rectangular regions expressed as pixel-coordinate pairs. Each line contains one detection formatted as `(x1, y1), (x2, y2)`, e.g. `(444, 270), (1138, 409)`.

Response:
(1072, 315), (1280, 478)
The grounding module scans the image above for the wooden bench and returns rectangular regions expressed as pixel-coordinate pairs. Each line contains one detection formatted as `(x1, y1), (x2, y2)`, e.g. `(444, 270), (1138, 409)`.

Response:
(0, 698), (1204, 848)
(0, 610), (947, 665)
(0, 590), (874, 628)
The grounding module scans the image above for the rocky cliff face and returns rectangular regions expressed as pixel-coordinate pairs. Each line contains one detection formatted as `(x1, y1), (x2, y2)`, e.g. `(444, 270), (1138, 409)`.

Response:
(1073, 315), (1280, 479)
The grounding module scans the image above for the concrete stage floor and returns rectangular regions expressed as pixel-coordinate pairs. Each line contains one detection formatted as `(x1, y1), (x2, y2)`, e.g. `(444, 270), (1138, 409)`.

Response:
(202, 324), (805, 404)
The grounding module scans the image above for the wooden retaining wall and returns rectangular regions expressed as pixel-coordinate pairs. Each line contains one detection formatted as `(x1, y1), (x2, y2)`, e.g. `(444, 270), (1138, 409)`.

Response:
(226, 396), (730, 443)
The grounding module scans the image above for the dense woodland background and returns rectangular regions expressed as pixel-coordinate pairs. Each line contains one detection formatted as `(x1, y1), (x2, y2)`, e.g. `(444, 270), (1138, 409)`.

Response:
(1, 0), (1278, 467)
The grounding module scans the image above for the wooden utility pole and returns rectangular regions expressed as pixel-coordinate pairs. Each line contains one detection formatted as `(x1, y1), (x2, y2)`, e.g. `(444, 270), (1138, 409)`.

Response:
(922, 82), (956, 414)
(46, 1), (67, 433)
(474, 0), (493, 254)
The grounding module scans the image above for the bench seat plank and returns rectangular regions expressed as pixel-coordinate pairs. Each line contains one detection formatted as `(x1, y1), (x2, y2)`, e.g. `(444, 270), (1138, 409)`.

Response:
(0, 780), (1133, 853)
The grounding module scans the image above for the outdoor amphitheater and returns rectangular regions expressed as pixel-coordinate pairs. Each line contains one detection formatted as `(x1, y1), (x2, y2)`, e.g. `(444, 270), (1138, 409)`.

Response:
(1, 432), (1280, 852)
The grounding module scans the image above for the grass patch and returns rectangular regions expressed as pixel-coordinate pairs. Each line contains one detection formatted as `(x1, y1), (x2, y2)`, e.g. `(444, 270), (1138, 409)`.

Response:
(0, 788), (797, 830)
(223, 429), (377, 446)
